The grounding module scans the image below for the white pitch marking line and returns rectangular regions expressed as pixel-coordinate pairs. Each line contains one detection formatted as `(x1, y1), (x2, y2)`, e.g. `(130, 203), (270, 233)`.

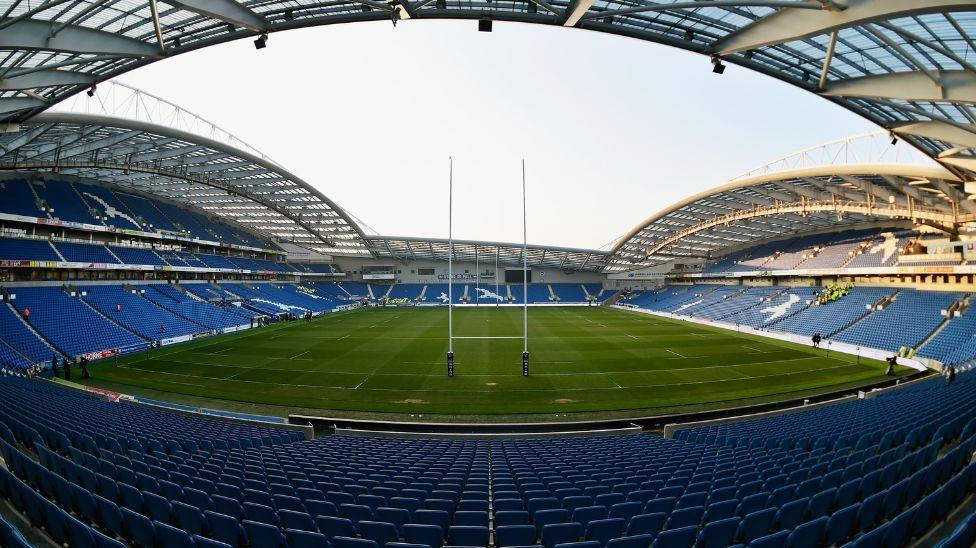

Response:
(666, 348), (688, 358)
(743, 345), (768, 354)
(626, 334), (639, 340)
(338, 334), (350, 340)
(289, 350), (309, 360)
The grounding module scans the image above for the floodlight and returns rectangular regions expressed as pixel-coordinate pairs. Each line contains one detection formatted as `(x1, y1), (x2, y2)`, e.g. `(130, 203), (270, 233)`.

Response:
(254, 33), (268, 49)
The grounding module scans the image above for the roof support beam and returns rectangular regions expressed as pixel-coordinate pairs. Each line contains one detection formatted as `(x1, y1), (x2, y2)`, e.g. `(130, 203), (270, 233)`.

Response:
(714, 0), (976, 56)
(0, 97), (46, 115)
(0, 19), (159, 56)
(0, 69), (95, 90)
(823, 70), (976, 104)
(161, 0), (271, 32)
(0, 122), (55, 155)
(58, 129), (144, 159)
(582, 1), (822, 22)
(896, 120), (976, 149)
(562, 0), (595, 26)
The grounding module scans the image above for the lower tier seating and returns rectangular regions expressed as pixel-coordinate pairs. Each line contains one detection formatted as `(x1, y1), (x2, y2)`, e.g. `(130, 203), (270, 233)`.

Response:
(0, 370), (975, 547)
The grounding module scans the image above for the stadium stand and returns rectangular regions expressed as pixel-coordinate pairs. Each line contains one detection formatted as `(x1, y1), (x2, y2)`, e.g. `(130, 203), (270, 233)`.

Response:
(833, 290), (963, 354)
(388, 284), (425, 302)
(0, 367), (975, 547)
(771, 286), (895, 338)
(80, 285), (205, 341)
(140, 285), (254, 331)
(0, 301), (54, 366)
(31, 179), (99, 225)
(0, 179), (44, 218)
(52, 241), (121, 264)
(5, 286), (145, 357)
(550, 284), (588, 303)
(0, 237), (62, 262)
(108, 245), (168, 266)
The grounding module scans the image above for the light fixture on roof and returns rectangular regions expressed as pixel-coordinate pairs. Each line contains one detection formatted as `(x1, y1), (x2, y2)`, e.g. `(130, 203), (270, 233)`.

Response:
(254, 33), (268, 49)
(711, 56), (725, 74)
(479, 14), (492, 32)
(890, 132), (898, 145)
(86, 85), (96, 97)
(391, 4), (401, 26)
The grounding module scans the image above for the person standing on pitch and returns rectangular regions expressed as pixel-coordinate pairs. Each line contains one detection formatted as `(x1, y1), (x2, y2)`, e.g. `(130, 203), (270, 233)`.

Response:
(51, 354), (59, 378)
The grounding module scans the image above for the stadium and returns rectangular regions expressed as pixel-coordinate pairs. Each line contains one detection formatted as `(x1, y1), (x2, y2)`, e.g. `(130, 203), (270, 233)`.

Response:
(2, 1), (976, 547)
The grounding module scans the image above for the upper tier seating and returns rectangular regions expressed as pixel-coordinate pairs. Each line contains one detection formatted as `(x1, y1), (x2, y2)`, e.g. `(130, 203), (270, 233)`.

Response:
(793, 229), (880, 270)
(0, 179), (44, 218)
(0, 177), (277, 250)
(74, 182), (143, 231)
(115, 192), (180, 232)
(760, 233), (835, 271)
(0, 237), (61, 262)
(6, 286), (145, 357)
(31, 179), (99, 224)
(845, 230), (916, 268)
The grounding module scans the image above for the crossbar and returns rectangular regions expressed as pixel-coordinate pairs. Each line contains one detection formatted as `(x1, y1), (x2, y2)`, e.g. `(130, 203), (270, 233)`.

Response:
(451, 336), (525, 339)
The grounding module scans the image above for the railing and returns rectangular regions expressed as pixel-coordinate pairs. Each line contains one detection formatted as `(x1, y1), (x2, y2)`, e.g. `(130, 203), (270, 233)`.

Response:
(734, 130), (936, 180)
(51, 80), (279, 166)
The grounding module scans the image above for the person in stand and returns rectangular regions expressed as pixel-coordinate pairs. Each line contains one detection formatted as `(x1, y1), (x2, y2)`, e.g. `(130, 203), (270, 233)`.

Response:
(947, 365), (956, 385)
(51, 354), (59, 378)
(23, 307), (29, 323)
(63, 359), (72, 382)
(79, 356), (90, 380)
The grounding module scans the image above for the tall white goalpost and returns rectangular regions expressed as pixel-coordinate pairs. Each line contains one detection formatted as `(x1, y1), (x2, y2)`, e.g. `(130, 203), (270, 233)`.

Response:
(447, 158), (529, 378)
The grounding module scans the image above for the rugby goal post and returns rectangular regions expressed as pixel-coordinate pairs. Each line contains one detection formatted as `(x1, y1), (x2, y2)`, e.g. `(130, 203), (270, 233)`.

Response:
(446, 158), (529, 377)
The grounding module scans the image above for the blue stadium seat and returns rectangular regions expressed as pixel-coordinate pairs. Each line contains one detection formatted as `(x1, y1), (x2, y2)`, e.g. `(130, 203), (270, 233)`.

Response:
(650, 525), (698, 548)
(541, 522), (584, 548)
(154, 520), (195, 548)
(448, 525), (490, 547)
(497, 525), (538, 547)
(244, 519), (286, 547)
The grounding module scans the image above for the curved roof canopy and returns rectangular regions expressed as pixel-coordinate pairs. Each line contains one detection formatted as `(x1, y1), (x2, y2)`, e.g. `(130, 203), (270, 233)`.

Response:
(607, 161), (968, 272)
(0, 108), (372, 255)
(1, 2), (976, 175)
(367, 236), (609, 272)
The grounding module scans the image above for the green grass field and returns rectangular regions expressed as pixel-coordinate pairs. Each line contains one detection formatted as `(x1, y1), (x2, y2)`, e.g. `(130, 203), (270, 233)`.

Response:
(81, 306), (908, 420)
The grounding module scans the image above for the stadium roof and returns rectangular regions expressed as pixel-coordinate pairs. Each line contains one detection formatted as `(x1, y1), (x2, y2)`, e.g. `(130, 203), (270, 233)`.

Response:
(0, 83), (372, 256)
(1, 2), (976, 178)
(366, 236), (609, 272)
(607, 160), (966, 272)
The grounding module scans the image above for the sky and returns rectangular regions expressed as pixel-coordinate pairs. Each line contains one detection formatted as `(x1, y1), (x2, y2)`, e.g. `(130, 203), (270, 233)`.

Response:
(113, 19), (881, 250)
